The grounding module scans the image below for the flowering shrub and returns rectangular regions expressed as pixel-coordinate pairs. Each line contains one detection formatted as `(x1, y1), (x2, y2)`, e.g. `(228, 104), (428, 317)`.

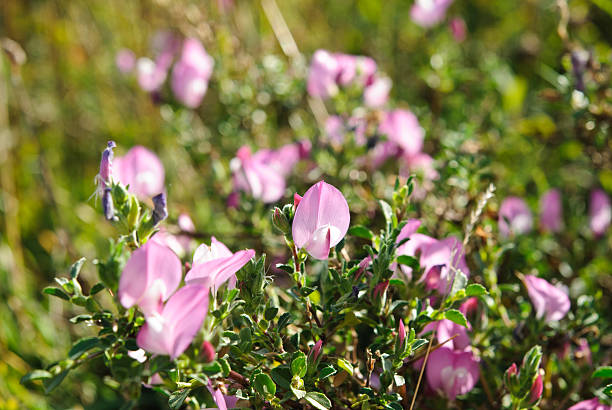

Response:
(2, 0), (611, 409)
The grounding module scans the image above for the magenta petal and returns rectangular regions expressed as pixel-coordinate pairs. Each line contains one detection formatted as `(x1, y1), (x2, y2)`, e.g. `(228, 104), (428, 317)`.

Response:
(590, 189), (611, 236)
(118, 240), (182, 317)
(292, 181), (350, 259)
(397, 219), (422, 243)
(568, 398), (610, 410)
(499, 196), (533, 237)
(426, 346), (454, 393)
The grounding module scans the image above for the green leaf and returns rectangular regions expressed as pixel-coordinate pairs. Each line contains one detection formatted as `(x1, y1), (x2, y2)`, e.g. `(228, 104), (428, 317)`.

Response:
(270, 366), (292, 390)
(449, 271), (468, 297)
(264, 307), (278, 321)
(43, 287), (70, 300)
(444, 309), (468, 328)
(69, 314), (92, 324)
(319, 365), (337, 380)
(304, 392), (332, 410)
(336, 358), (354, 376)
(291, 352), (307, 377)
(291, 385), (307, 400)
(20, 370), (52, 384)
(603, 383), (612, 398)
(43, 370), (69, 393)
(90, 283), (105, 295)
(168, 389), (191, 409)
(277, 312), (293, 331)
(253, 373), (276, 398)
(348, 225), (374, 240)
(379, 200), (394, 227)
(70, 257), (87, 279)
(465, 284), (488, 297)
(396, 255), (419, 271)
(202, 361), (223, 377)
(593, 366), (612, 379)
(68, 337), (100, 359)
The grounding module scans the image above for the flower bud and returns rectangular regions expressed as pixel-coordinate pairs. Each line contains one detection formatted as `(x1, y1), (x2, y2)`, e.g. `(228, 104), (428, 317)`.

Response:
(201, 341), (216, 363)
(152, 193), (168, 225)
(528, 371), (543, 405)
(309, 339), (323, 362)
(293, 193), (302, 208)
(272, 207), (291, 235)
(373, 280), (389, 299)
(398, 319), (406, 347)
(98, 141), (116, 190)
(504, 362), (518, 394)
(102, 187), (114, 220)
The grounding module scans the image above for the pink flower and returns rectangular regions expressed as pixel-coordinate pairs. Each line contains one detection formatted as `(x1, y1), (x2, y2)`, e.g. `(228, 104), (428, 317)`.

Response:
(411, 0), (454, 28)
(523, 275), (570, 322)
(335, 54), (377, 87)
(568, 398), (612, 410)
(171, 38), (214, 108)
(185, 237), (254, 290)
(136, 284), (209, 359)
(426, 346), (479, 400)
(113, 146), (165, 198)
(137, 56), (171, 92)
(307, 50), (340, 99)
(207, 382), (239, 410)
(292, 181), (350, 260)
(116, 49), (136, 74)
(590, 189), (611, 236)
(422, 319), (470, 351)
(118, 240), (182, 318)
(449, 17), (467, 42)
(253, 141), (311, 177)
(499, 197), (533, 237)
(325, 115), (346, 145)
(379, 109), (424, 157)
(364, 76), (392, 108)
(398, 319), (406, 346)
(230, 146), (285, 203)
(576, 338), (592, 365)
(540, 189), (562, 232)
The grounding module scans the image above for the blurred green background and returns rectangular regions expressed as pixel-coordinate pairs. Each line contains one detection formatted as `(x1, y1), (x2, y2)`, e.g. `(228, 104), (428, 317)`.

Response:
(1, 0), (611, 408)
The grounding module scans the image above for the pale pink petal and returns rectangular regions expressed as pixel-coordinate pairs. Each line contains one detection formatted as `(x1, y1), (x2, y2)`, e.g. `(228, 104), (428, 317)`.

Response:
(524, 275), (570, 321)
(539, 189), (562, 232)
(499, 196), (533, 237)
(163, 284), (209, 359)
(113, 146), (165, 198)
(590, 189), (611, 236)
(379, 109), (424, 157)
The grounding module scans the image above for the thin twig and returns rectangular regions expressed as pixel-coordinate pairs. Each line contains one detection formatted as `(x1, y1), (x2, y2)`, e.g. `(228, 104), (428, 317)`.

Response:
(409, 335), (434, 410)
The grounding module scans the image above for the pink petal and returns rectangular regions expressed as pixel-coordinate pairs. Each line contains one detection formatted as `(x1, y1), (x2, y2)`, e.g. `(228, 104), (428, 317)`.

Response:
(524, 275), (570, 321)
(379, 109), (424, 157)
(113, 146), (165, 198)
(118, 240), (182, 317)
(539, 189), (562, 232)
(499, 196), (533, 237)
(590, 189), (611, 236)
(305, 225), (332, 260)
(292, 181), (350, 259)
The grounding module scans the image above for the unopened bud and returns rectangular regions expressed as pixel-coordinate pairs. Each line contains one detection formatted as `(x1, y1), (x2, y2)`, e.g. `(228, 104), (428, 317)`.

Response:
(201, 341), (215, 363)
(373, 280), (389, 299)
(98, 141), (116, 189)
(294, 193), (302, 208)
(102, 187), (114, 220)
(272, 207), (291, 235)
(309, 340), (323, 363)
(152, 193), (167, 225)
(528, 371), (543, 404)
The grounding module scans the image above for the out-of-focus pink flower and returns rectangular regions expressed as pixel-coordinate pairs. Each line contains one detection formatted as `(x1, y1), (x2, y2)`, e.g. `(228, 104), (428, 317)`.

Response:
(292, 181), (350, 260)
(460, 297), (478, 317)
(449, 17), (467, 42)
(499, 196), (533, 237)
(201, 340), (216, 363)
(590, 189), (611, 236)
(426, 346), (479, 400)
(171, 38), (214, 108)
(523, 275), (570, 322)
(118, 240), (182, 318)
(335, 54), (377, 86)
(379, 109), (424, 157)
(540, 189), (562, 233)
(231, 143), (308, 204)
(395, 232), (437, 280)
(137, 284), (209, 359)
(364, 76), (392, 108)
(576, 338), (592, 365)
(307, 50), (340, 99)
(568, 398), (612, 410)
(151, 213), (196, 258)
(325, 115), (346, 145)
(217, 0), (234, 12)
(355, 255), (372, 280)
(137, 56), (170, 92)
(397, 219), (422, 243)
(422, 319), (470, 351)
(373, 280), (390, 299)
(113, 146), (165, 198)
(116, 49), (136, 74)
(185, 237), (254, 290)
(411, 0), (454, 28)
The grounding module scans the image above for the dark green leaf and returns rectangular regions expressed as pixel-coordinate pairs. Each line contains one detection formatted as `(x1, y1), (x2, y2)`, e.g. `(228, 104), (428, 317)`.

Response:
(264, 307), (278, 321)
(43, 287), (70, 300)
(277, 312), (293, 331)
(319, 366), (336, 380)
(68, 337), (100, 359)
(396, 255), (419, 271)
(304, 392), (331, 410)
(43, 370), (69, 393)
(168, 389), (191, 409)
(202, 361), (223, 377)
(270, 366), (292, 390)
(20, 370), (52, 384)
(90, 283), (105, 295)
(69, 314), (92, 324)
(70, 257), (86, 279)
(603, 384), (612, 398)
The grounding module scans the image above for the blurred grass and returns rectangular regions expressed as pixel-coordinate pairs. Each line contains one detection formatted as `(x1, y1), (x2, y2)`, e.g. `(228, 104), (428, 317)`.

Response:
(1, 0), (611, 408)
